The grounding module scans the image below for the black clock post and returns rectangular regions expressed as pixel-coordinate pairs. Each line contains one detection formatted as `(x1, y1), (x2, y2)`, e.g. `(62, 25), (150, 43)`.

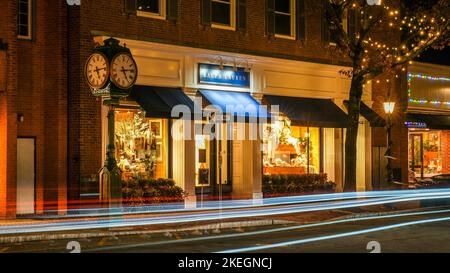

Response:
(84, 37), (138, 212)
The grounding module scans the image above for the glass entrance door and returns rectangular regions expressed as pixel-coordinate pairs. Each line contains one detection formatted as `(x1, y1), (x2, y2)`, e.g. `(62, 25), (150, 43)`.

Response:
(409, 130), (444, 179)
(195, 122), (232, 199)
(409, 134), (424, 179)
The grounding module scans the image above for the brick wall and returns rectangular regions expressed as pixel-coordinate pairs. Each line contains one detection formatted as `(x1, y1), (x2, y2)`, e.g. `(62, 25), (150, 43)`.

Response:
(0, 0), (68, 217)
(0, 0), (18, 218)
(441, 131), (450, 173)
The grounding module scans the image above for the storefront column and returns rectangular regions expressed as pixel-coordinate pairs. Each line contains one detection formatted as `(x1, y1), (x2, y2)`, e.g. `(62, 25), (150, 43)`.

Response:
(334, 129), (344, 192)
(323, 128), (336, 185)
(356, 120), (367, 191)
(172, 119), (196, 208)
(251, 135), (263, 203)
(365, 123), (373, 191)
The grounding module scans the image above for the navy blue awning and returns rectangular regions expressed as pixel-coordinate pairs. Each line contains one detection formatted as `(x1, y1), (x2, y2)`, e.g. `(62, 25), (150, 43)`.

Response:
(263, 95), (349, 128)
(406, 113), (450, 130)
(130, 86), (194, 119)
(198, 90), (271, 121)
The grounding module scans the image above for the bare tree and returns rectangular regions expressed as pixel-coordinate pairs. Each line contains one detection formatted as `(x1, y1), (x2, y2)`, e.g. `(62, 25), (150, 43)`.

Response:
(323, 0), (450, 191)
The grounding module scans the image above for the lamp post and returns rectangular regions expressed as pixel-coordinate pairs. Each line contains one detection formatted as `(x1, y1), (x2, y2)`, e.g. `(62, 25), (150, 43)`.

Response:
(84, 38), (137, 212)
(384, 100), (396, 186)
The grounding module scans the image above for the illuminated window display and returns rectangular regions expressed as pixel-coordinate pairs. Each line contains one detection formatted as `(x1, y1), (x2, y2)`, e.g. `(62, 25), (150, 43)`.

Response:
(196, 134), (211, 186)
(409, 130), (444, 178)
(263, 117), (321, 175)
(114, 110), (168, 181)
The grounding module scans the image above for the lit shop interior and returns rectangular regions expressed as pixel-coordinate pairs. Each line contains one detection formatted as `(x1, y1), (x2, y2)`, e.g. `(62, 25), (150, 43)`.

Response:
(406, 71), (450, 179)
(408, 129), (447, 178)
(263, 117), (321, 175)
(114, 110), (170, 181)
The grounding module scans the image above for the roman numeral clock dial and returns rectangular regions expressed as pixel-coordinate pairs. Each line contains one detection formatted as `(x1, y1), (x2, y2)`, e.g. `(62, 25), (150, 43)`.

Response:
(110, 53), (138, 90)
(85, 52), (109, 89)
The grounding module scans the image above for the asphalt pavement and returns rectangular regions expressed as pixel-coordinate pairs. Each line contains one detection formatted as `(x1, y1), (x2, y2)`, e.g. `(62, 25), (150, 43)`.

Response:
(3, 207), (450, 253)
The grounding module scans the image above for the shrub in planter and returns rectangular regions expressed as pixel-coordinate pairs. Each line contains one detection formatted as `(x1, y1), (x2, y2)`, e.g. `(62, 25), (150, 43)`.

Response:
(122, 178), (186, 205)
(263, 173), (336, 197)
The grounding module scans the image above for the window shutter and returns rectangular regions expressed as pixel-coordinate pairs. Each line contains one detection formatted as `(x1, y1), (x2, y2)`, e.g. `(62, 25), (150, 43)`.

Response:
(167, 0), (179, 21)
(124, 0), (137, 15)
(296, 0), (306, 41)
(201, 0), (211, 26)
(321, 0), (330, 46)
(348, 8), (357, 40)
(237, 0), (247, 31)
(266, 0), (275, 36)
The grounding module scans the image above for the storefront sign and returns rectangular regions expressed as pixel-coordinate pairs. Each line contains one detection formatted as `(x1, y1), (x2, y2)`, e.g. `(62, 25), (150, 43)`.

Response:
(405, 121), (428, 129)
(198, 63), (250, 88)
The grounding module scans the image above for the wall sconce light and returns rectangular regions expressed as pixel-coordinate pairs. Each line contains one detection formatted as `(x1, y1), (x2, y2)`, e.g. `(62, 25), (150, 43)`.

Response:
(0, 44), (7, 96)
(233, 59), (238, 72)
(17, 113), (24, 123)
(218, 57), (224, 70)
(245, 61), (252, 72)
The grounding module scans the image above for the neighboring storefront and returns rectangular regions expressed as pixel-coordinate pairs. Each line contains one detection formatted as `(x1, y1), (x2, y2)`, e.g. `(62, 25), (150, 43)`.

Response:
(406, 63), (450, 180)
(95, 36), (379, 201)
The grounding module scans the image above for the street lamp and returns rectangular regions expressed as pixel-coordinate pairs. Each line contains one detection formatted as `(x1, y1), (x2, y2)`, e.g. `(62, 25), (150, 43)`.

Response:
(384, 100), (396, 186)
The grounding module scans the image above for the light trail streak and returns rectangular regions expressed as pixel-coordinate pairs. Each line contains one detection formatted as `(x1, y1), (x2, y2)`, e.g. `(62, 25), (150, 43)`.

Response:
(1, 191), (450, 235)
(87, 208), (450, 252)
(218, 214), (450, 253)
(34, 188), (450, 218)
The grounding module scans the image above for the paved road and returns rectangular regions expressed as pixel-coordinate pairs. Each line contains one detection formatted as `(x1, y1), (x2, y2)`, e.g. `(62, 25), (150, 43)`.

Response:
(4, 208), (450, 253)
(2, 190), (450, 236)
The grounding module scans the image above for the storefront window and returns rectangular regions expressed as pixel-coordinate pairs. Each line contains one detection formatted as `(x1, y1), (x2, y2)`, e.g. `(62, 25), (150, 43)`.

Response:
(196, 134), (211, 187)
(115, 110), (168, 181)
(409, 130), (443, 178)
(263, 117), (321, 175)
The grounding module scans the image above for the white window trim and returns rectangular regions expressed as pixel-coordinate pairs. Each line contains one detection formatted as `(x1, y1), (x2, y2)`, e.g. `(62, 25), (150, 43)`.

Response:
(342, 9), (349, 34)
(18, 0), (33, 40)
(211, 0), (236, 31)
(137, 0), (167, 20)
(274, 0), (296, 40)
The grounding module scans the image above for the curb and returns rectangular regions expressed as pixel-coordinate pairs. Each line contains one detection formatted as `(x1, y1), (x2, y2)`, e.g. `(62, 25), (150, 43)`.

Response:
(0, 219), (294, 244)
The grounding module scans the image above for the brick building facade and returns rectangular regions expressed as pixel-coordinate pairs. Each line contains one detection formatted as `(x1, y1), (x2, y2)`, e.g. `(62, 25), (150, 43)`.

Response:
(0, 0), (68, 218)
(2, 0), (439, 219)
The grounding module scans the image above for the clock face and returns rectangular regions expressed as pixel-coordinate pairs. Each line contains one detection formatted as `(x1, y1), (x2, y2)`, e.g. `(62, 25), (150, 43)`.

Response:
(110, 53), (138, 89)
(85, 53), (109, 89)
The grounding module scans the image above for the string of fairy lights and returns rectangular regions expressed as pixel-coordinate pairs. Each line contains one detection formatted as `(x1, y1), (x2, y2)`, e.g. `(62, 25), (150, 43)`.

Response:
(340, 0), (448, 79)
(408, 73), (450, 106)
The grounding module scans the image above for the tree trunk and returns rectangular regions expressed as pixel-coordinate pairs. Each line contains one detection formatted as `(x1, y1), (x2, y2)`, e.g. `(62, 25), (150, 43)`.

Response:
(344, 75), (364, 192)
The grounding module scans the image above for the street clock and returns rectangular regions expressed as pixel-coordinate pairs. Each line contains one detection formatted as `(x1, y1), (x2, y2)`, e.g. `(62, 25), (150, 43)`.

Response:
(84, 37), (138, 100)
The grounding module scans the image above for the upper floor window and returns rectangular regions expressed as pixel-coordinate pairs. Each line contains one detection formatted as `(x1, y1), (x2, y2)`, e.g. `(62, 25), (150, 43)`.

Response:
(137, 0), (166, 19)
(211, 0), (236, 30)
(274, 0), (296, 39)
(342, 9), (348, 34)
(18, 0), (33, 39)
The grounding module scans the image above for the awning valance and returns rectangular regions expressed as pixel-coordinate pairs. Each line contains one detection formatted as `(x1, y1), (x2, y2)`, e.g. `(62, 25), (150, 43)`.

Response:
(263, 95), (349, 128)
(344, 101), (386, 127)
(406, 113), (450, 130)
(129, 86), (194, 119)
(198, 90), (271, 120)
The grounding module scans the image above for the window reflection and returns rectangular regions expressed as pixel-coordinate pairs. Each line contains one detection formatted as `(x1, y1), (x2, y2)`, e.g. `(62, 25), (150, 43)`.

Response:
(114, 110), (168, 181)
(263, 117), (321, 175)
